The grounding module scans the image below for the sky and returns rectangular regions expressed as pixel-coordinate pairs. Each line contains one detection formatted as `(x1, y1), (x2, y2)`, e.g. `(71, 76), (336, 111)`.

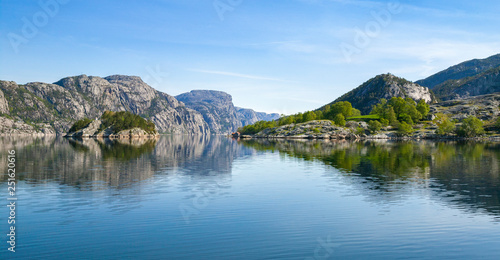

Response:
(1, 0), (500, 114)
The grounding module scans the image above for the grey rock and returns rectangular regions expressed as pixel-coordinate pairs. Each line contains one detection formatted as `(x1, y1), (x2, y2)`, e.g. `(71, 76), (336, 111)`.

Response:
(0, 75), (210, 135)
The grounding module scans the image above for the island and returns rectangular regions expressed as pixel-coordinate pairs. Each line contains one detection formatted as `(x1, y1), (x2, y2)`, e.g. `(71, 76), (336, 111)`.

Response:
(65, 111), (159, 139)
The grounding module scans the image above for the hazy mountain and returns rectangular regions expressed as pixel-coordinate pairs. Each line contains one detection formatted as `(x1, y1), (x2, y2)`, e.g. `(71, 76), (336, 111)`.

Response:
(176, 90), (279, 133)
(416, 53), (500, 89)
(175, 90), (241, 134)
(330, 73), (436, 114)
(0, 75), (210, 135)
(235, 107), (280, 127)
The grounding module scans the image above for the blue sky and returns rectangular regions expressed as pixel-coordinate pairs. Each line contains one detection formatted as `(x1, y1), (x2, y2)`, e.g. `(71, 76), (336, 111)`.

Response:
(1, 0), (500, 114)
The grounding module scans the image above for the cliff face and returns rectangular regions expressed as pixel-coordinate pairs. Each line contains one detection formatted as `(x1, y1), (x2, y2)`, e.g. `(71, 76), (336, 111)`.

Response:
(331, 74), (436, 114)
(176, 90), (281, 133)
(432, 66), (500, 101)
(416, 53), (500, 89)
(0, 75), (210, 135)
(176, 90), (241, 133)
(236, 107), (280, 127)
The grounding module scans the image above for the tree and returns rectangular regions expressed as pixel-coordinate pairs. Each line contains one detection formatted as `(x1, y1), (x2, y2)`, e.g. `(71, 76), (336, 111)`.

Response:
(368, 120), (382, 134)
(333, 113), (346, 126)
(436, 118), (455, 135)
(397, 122), (414, 136)
(416, 99), (430, 119)
(495, 117), (500, 130)
(388, 97), (406, 116)
(380, 118), (389, 127)
(434, 114), (455, 135)
(456, 116), (485, 137)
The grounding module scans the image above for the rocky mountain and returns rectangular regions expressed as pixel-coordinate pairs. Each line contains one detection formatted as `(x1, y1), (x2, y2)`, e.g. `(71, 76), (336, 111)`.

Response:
(416, 53), (500, 89)
(176, 90), (280, 133)
(431, 66), (500, 101)
(236, 107), (280, 126)
(330, 73), (436, 114)
(0, 75), (210, 135)
(176, 90), (240, 134)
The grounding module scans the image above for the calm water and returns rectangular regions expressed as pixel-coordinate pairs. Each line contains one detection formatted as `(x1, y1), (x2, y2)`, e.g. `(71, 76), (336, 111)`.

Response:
(1, 136), (500, 259)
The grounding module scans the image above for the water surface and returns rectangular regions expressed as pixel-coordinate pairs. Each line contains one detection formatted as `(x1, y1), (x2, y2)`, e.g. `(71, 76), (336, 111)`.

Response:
(1, 136), (500, 259)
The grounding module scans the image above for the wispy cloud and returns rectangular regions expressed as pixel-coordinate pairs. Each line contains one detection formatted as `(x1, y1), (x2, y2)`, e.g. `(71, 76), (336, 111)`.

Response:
(188, 69), (294, 82)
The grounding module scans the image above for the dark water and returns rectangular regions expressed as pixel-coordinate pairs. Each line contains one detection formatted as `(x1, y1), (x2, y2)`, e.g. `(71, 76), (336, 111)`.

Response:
(1, 136), (500, 259)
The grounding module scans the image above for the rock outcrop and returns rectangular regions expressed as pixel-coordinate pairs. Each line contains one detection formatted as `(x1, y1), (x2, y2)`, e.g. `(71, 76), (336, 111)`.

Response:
(0, 75), (210, 135)
(328, 73), (436, 114)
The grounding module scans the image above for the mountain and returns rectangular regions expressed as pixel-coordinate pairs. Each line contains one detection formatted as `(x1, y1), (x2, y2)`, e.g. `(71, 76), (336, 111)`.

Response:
(330, 73), (436, 114)
(416, 53), (500, 89)
(0, 75), (210, 135)
(176, 90), (280, 133)
(235, 107), (280, 126)
(430, 66), (500, 101)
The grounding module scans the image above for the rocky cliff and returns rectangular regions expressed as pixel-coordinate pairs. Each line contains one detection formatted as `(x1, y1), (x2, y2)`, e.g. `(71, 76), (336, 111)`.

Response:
(330, 73), (436, 114)
(416, 53), (500, 89)
(236, 107), (280, 126)
(176, 90), (240, 134)
(0, 75), (210, 135)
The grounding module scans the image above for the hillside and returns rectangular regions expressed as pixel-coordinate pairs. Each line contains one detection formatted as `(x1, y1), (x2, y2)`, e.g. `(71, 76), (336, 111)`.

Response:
(416, 53), (500, 89)
(0, 75), (210, 135)
(329, 73), (436, 114)
(431, 66), (500, 100)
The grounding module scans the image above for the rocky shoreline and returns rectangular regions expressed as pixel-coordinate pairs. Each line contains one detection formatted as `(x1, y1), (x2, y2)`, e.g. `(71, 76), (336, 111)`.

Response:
(233, 120), (500, 141)
(64, 119), (159, 139)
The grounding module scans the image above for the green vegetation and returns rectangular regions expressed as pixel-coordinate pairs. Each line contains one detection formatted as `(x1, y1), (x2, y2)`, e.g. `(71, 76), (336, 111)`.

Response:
(496, 117), (500, 130)
(238, 101), (360, 134)
(239, 97), (432, 136)
(333, 114), (346, 126)
(434, 113), (456, 136)
(99, 111), (156, 134)
(456, 116), (485, 137)
(397, 122), (414, 136)
(370, 97), (429, 127)
(68, 118), (93, 133)
(368, 120), (382, 134)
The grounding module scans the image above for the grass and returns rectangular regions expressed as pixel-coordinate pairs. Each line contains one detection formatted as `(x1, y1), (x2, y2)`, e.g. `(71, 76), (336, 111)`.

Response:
(347, 114), (381, 122)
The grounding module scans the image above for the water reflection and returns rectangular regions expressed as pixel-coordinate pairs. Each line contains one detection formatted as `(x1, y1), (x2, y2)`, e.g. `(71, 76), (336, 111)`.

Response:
(240, 139), (500, 217)
(0, 135), (254, 188)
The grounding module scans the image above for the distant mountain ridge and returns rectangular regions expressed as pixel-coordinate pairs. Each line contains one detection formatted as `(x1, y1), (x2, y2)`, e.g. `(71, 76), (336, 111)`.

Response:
(329, 73), (436, 114)
(431, 66), (500, 101)
(416, 53), (500, 89)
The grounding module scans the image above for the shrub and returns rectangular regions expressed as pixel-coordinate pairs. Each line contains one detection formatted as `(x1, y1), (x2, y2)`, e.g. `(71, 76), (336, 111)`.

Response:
(496, 117), (500, 129)
(368, 120), (382, 134)
(456, 116), (485, 137)
(355, 127), (365, 135)
(436, 117), (455, 135)
(333, 114), (346, 126)
(397, 122), (414, 136)
(380, 118), (389, 127)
